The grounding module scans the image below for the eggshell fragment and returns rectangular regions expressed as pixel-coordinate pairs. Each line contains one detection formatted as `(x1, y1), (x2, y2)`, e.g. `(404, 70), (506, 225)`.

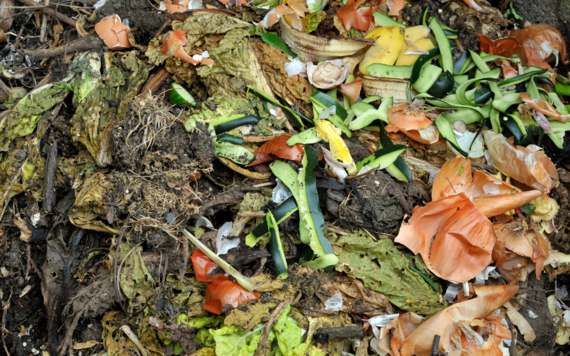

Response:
(95, 14), (132, 50)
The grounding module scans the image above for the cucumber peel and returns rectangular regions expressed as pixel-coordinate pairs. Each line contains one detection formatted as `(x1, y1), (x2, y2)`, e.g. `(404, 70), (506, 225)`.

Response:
(267, 210), (288, 279)
(246, 197), (298, 247)
(286, 127), (322, 146)
(299, 145), (337, 268)
(356, 145), (407, 172)
(435, 115), (469, 157)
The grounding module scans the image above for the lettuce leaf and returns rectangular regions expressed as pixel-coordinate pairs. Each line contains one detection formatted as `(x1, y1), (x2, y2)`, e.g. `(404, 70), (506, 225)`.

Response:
(211, 325), (264, 356)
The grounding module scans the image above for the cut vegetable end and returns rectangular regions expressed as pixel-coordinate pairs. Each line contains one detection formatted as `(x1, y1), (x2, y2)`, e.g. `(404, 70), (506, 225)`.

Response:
(169, 83), (196, 106)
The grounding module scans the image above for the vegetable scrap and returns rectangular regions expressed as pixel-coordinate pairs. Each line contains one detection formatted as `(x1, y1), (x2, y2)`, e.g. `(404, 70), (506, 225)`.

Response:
(2, 1), (570, 356)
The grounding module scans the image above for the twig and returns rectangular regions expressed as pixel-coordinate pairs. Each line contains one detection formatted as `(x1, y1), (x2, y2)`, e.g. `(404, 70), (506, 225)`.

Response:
(120, 325), (150, 356)
(39, 0), (48, 42)
(42, 139), (58, 212)
(114, 224), (130, 315)
(446, 177), (457, 193)
(2, 291), (12, 356)
(255, 293), (301, 356)
(17, 0), (77, 27)
(0, 79), (13, 96)
(430, 335), (440, 356)
(22, 35), (103, 59)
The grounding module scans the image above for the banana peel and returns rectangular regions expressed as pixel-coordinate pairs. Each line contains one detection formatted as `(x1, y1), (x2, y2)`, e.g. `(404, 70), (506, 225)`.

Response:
(360, 26), (405, 75)
(315, 120), (357, 175)
(395, 26), (434, 66)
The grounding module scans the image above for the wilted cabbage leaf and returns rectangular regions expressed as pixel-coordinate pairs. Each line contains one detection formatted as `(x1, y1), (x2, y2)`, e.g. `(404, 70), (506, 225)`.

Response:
(330, 230), (447, 315)
(68, 172), (119, 234)
(165, 274), (206, 317)
(224, 302), (276, 331)
(115, 241), (156, 312)
(102, 311), (140, 356)
(0, 83), (69, 151)
(70, 51), (148, 166)
(0, 138), (45, 208)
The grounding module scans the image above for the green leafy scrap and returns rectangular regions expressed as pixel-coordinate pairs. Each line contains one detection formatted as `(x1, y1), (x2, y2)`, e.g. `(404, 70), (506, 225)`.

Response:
(330, 230), (447, 315)
(262, 32), (296, 58)
(70, 51), (148, 166)
(0, 83), (69, 151)
(116, 242), (156, 312)
(305, 12), (327, 34)
(210, 325), (265, 356)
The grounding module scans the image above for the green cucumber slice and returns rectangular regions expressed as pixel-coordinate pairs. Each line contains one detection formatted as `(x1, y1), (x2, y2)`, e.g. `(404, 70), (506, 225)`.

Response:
(169, 83), (196, 106)
(413, 64), (443, 94)
(428, 17), (453, 74)
(373, 11), (405, 28)
(286, 128), (321, 146)
(299, 145), (337, 268)
(366, 63), (413, 79)
(498, 69), (547, 88)
(435, 114), (468, 157)
(356, 145), (407, 172)
(410, 47), (440, 84)
(215, 142), (254, 165)
(267, 210), (288, 279)
(428, 70), (454, 98)
(348, 97), (392, 131)
(379, 122), (413, 183)
(245, 197), (298, 247)
(362, 95), (382, 103)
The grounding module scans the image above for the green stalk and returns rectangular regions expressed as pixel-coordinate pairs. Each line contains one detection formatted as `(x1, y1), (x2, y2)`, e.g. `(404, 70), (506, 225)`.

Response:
(182, 228), (254, 292)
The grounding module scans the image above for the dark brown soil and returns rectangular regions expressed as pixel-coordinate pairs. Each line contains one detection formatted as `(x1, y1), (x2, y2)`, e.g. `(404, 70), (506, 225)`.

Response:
(334, 171), (430, 235)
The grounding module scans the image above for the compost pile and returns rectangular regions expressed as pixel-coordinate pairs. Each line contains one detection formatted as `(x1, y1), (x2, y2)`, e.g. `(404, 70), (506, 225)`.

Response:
(2, 0), (570, 355)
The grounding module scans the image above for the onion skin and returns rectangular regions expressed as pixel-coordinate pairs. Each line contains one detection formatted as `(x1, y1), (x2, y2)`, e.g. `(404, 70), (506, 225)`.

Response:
(388, 100), (433, 131)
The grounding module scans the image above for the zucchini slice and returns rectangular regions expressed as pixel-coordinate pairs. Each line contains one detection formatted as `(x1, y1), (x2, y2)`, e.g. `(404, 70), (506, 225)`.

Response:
(245, 197), (298, 247)
(267, 210), (288, 279)
(374, 11), (405, 28)
(217, 133), (244, 145)
(348, 97), (392, 131)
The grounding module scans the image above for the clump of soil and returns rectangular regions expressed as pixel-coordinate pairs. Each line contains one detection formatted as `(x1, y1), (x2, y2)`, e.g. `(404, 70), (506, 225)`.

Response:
(112, 95), (216, 173)
(98, 0), (167, 45)
(333, 171), (430, 234)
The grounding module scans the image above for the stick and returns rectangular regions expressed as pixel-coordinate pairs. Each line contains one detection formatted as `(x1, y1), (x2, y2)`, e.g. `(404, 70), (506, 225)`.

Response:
(39, 0), (48, 42)
(22, 35), (103, 59)
(17, 0), (77, 27)
(314, 326), (366, 342)
(42, 140), (58, 212)
(430, 335), (440, 356)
